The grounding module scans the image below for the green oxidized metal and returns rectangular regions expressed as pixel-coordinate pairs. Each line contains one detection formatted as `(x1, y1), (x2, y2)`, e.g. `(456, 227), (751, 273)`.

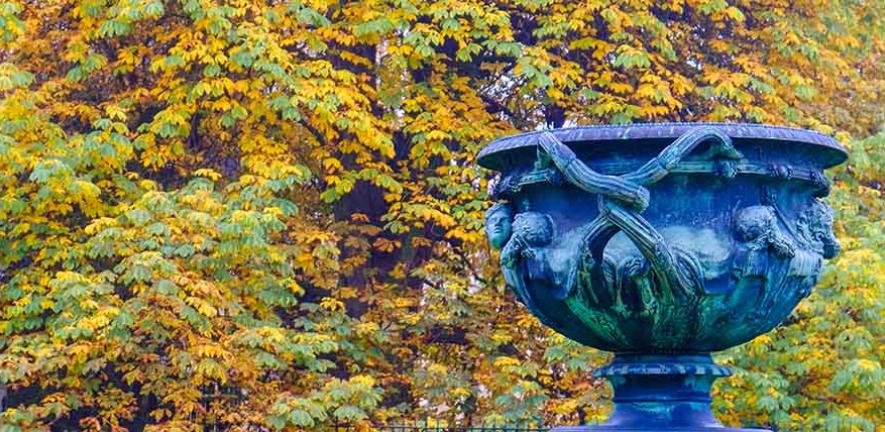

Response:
(479, 123), (847, 431)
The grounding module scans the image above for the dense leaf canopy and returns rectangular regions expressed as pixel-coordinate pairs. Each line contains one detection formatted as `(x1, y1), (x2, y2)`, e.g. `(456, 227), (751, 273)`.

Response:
(0, 0), (883, 430)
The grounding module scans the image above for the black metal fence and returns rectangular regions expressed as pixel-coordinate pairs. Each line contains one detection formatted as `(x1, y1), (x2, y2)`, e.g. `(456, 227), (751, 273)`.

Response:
(331, 423), (550, 431)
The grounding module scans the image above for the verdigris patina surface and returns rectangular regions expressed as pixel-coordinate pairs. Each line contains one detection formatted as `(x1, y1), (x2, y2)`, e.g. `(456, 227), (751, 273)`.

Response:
(479, 123), (846, 431)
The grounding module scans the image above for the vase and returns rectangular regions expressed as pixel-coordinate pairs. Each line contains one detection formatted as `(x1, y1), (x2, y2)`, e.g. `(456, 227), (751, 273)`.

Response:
(478, 123), (847, 431)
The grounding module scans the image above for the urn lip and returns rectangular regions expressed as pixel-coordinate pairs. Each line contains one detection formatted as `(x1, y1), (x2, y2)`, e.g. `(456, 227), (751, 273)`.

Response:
(477, 122), (848, 172)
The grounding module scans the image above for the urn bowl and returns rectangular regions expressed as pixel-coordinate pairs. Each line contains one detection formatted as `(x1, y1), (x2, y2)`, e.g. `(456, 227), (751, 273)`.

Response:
(479, 123), (846, 354)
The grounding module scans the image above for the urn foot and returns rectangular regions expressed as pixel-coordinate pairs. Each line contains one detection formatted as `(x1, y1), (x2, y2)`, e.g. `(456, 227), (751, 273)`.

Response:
(552, 354), (770, 432)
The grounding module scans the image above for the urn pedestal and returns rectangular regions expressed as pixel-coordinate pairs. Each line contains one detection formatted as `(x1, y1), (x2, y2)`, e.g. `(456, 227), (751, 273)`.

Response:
(478, 123), (846, 431)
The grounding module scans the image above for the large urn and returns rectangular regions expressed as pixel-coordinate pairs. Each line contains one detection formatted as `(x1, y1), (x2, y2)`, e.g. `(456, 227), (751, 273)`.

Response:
(478, 123), (846, 431)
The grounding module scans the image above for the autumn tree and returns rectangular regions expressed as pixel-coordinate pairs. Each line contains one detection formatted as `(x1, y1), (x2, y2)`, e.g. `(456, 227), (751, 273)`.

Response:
(0, 0), (883, 430)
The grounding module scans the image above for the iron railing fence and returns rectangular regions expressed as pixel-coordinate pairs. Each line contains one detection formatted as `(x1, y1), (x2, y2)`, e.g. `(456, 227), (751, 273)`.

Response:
(330, 423), (551, 432)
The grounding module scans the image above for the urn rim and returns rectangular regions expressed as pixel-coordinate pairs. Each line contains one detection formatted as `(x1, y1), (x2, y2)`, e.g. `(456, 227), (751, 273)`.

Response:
(477, 122), (848, 172)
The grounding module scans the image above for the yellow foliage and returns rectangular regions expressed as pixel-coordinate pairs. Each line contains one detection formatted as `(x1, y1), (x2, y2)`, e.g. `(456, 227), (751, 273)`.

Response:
(0, 0), (882, 429)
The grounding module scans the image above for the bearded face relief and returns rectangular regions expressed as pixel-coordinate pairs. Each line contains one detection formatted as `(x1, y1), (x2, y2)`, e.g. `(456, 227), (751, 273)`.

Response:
(797, 198), (840, 259)
(735, 206), (777, 244)
(484, 203), (513, 250)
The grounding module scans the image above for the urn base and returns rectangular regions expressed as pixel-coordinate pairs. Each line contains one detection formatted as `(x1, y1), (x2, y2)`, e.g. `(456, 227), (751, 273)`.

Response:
(552, 354), (770, 432)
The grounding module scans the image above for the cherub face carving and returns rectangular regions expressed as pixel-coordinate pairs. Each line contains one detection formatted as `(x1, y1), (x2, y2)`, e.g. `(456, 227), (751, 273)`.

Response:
(735, 206), (777, 242)
(512, 212), (554, 247)
(734, 205), (795, 258)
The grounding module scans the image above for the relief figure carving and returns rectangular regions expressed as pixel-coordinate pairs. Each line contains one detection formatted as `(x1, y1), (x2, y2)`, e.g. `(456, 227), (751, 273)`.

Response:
(485, 204), (558, 324)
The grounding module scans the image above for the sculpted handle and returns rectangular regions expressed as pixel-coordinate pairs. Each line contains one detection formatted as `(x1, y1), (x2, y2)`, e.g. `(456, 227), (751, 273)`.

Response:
(536, 133), (650, 211)
(537, 127), (744, 298)
(538, 127), (742, 202)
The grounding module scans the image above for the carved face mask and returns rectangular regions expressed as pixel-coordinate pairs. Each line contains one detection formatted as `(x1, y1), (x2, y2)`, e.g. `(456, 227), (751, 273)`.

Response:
(484, 205), (513, 250)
